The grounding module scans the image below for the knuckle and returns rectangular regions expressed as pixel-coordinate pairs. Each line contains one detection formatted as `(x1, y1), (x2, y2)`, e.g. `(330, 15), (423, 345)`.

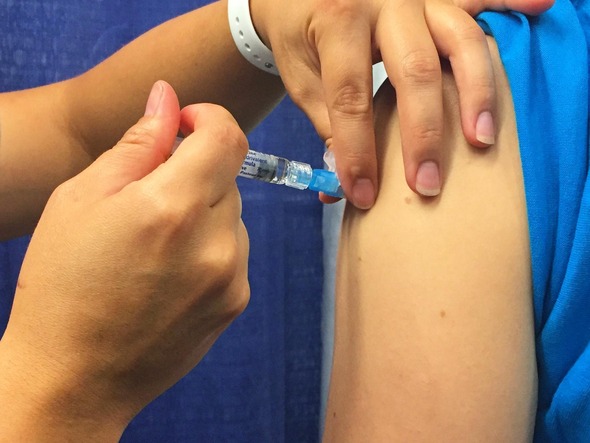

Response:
(199, 235), (250, 318)
(50, 179), (80, 205)
(198, 102), (234, 119)
(453, 20), (486, 45)
(400, 50), (441, 87)
(318, 0), (361, 19)
(206, 236), (241, 284)
(224, 282), (251, 320)
(216, 227), (250, 319)
(466, 67), (495, 90)
(119, 123), (158, 150)
(472, 76), (495, 103)
(339, 149), (373, 171)
(288, 82), (319, 107)
(136, 184), (188, 233)
(330, 83), (372, 120)
(409, 123), (444, 150)
(205, 121), (248, 157)
(455, 70), (494, 105)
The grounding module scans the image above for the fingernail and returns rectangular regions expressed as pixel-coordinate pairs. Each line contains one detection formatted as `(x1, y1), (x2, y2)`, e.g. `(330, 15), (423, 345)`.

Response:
(416, 161), (441, 197)
(144, 81), (164, 117)
(352, 178), (375, 209)
(476, 111), (495, 145)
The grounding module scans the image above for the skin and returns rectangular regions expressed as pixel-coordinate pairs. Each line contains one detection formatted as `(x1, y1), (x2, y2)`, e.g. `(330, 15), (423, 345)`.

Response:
(0, 82), (251, 442)
(324, 38), (537, 441)
(0, 0), (284, 239)
(0, 1), (555, 240)
(0, 0), (551, 439)
(255, 0), (554, 204)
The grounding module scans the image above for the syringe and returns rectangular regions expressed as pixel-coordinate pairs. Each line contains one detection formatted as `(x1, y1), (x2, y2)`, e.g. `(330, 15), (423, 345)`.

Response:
(240, 150), (344, 197)
(173, 137), (344, 198)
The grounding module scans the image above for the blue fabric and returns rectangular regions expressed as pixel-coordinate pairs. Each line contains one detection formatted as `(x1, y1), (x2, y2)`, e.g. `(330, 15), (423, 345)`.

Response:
(0, 1), (324, 441)
(478, 2), (590, 441)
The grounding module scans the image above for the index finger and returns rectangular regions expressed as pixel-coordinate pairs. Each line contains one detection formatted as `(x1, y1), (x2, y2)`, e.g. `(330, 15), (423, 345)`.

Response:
(315, 3), (377, 210)
(155, 103), (249, 205)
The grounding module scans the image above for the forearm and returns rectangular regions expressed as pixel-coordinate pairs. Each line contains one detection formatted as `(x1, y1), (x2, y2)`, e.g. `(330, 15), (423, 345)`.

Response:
(0, 0), (284, 239)
(63, 0), (285, 157)
(0, 339), (125, 443)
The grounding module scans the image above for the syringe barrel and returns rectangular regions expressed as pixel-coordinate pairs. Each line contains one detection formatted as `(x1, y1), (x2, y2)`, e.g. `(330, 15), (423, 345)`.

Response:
(175, 138), (336, 195)
(240, 150), (312, 190)
(240, 150), (284, 183)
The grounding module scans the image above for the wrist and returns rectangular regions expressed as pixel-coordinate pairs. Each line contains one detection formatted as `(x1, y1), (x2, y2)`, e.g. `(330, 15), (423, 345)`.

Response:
(0, 337), (125, 442)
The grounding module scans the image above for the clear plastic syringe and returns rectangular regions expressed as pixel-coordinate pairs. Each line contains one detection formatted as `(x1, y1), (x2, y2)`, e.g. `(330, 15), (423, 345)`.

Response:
(173, 137), (344, 198)
(240, 150), (344, 198)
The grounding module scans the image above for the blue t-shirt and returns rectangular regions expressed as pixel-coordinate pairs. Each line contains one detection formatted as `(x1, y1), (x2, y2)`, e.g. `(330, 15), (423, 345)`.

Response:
(478, 1), (590, 441)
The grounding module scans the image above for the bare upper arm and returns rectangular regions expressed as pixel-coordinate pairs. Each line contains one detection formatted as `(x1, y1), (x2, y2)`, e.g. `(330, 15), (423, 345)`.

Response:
(323, 38), (537, 442)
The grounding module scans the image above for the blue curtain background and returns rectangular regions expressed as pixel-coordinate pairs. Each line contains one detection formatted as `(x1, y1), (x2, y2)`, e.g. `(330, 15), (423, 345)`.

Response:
(0, 1), (326, 441)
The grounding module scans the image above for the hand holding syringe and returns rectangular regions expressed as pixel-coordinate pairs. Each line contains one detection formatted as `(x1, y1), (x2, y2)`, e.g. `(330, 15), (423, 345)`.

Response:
(173, 137), (344, 198)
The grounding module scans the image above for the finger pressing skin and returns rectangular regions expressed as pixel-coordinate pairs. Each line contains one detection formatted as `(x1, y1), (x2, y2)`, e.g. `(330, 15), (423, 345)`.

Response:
(377, 2), (444, 197)
(315, 1), (377, 209)
(281, 47), (340, 207)
(152, 103), (249, 207)
(426, 4), (496, 148)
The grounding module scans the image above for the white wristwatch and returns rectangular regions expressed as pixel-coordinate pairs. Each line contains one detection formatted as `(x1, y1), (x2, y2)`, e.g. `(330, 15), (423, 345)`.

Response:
(227, 0), (280, 76)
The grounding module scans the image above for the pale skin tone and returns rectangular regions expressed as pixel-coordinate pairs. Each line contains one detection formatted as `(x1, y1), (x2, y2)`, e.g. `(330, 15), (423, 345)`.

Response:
(257, 0), (554, 202)
(324, 38), (536, 441)
(0, 0), (551, 440)
(0, 81), (251, 442)
(0, 0), (281, 239)
(0, 0), (554, 239)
